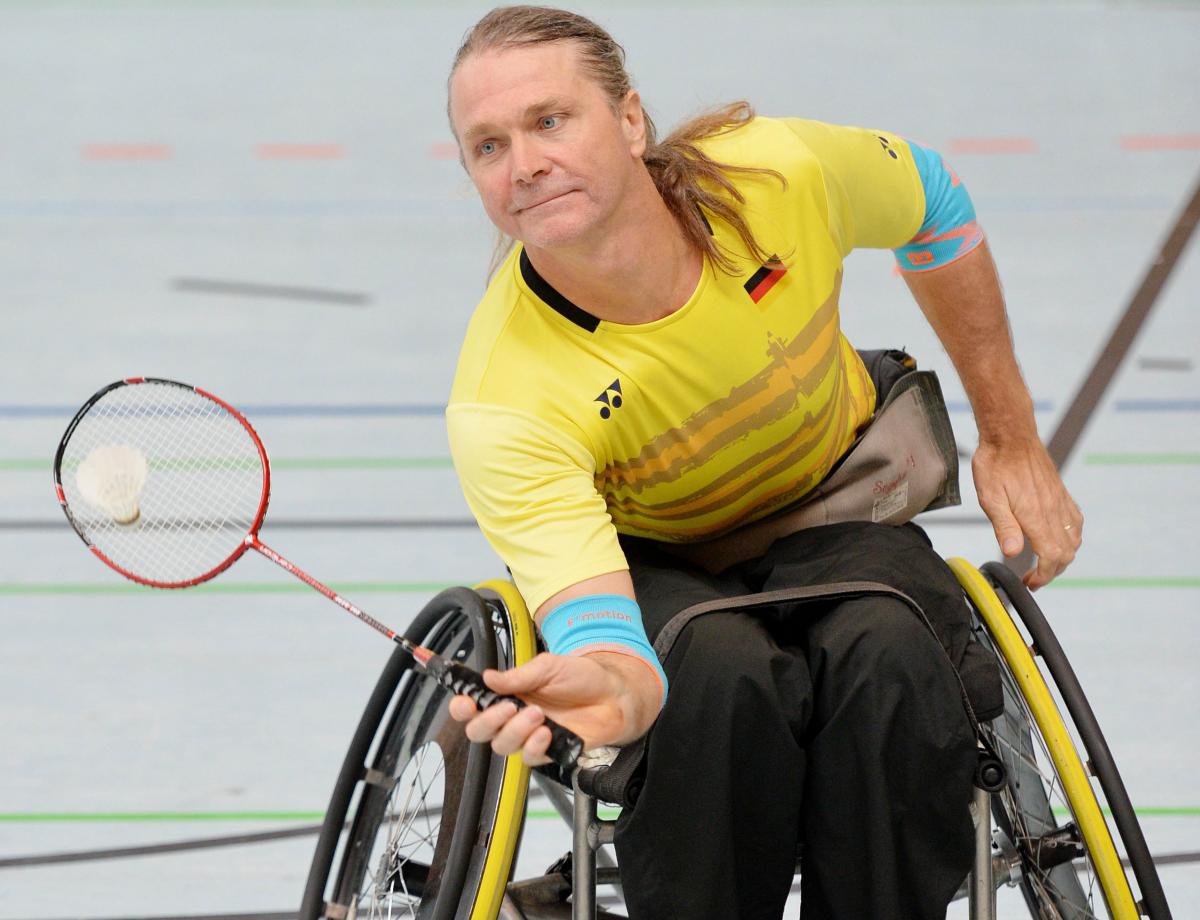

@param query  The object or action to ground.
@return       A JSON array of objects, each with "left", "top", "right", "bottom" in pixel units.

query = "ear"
[{"left": 621, "top": 89, "right": 647, "bottom": 159}]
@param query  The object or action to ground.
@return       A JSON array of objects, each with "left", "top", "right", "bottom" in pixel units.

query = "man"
[{"left": 443, "top": 6, "right": 1082, "bottom": 918}]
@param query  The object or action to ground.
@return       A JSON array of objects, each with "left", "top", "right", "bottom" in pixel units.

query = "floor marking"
[
  {"left": 1085, "top": 452, "right": 1200, "bottom": 465},
  {"left": 947, "top": 137, "right": 1037, "bottom": 155},
  {"left": 2, "top": 577, "right": 1196, "bottom": 595},
  {"left": 172, "top": 278, "right": 369, "bottom": 306},
  {"left": 0, "top": 790, "right": 549, "bottom": 868},
  {"left": 0, "top": 403, "right": 446, "bottom": 418},
  {"left": 0, "top": 518, "right": 477, "bottom": 531},
  {"left": 1047, "top": 577, "right": 1200, "bottom": 588},
  {"left": 1137, "top": 356, "right": 1193, "bottom": 371},
  {"left": 256, "top": 143, "right": 344, "bottom": 160},
  {"left": 1010, "top": 170, "right": 1200, "bottom": 575},
  {"left": 0, "top": 581, "right": 459, "bottom": 595},
  {"left": 1121, "top": 134, "right": 1200, "bottom": 151},
  {"left": 2, "top": 457, "right": 454, "bottom": 471},
  {"left": 83, "top": 143, "right": 172, "bottom": 161},
  {"left": 1114, "top": 398, "right": 1200, "bottom": 411}
]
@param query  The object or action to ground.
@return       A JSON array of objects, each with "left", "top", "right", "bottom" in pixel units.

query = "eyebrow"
[{"left": 460, "top": 96, "right": 573, "bottom": 143}]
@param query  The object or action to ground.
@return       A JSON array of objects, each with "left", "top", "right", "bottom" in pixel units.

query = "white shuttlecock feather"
[{"left": 75, "top": 444, "right": 148, "bottom": 525}]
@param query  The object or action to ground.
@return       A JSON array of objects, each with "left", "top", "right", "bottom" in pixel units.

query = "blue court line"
[
  {"left": 946, "top": 400, "right": 1054, "bottom": 413},
  {"left": 1114, "top": 399, "right": 1200, "bottom": 412}
]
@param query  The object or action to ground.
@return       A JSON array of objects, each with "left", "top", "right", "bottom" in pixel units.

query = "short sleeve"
[
  {"left": 447, "top": 403, "right": 630, "bottom": 613},
  {"left": 781, "top": 118, "right": 927, "bottom": 257}
]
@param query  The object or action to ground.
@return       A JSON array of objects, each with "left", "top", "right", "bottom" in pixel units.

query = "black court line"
[
  {"left": 0, "top": 518, "right": 479, "bottom": 532},
  {"left": 172, "top": 278, "right": 369, "bottom": 306},
  {"left": 1, "top": 517, "right": 992, "bottom": 532},
  {"left": 1012, "top": 170, "right": 1200, "bottom": 575},
  {"left": 1138, "top": 357, "right": 1193, "bottom": 371},
  {"left": 0, "top": 789, "right": 548, "bottom": 870}
]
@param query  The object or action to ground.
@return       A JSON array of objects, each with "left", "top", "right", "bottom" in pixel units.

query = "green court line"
[
  {"left": 1052, "top": 806, "right": 1200, "bottom": 819},
  {"left": 0, "top": 811, "right": 325, "bottom": 822},
  {"left": 1048, "top": 577, "right": 1200, "bottom": 589},
  {"left": 1, "top": 457, "right": 453, "bottom": 472},
  {"left": 1085, "top": 452, "right": 1200, "bottom": 465},
  {"left": 4, "top": 577, "right": 1197, "bottom": 596},
  {"left": 0, "top": 581, "right": 457, "bottom": 595}
]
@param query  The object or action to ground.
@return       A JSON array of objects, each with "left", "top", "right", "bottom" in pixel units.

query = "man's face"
[{"left": 449, "top": 41, "right": 645, "bottom": 251}]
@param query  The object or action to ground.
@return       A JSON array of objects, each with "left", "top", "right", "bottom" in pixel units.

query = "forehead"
[{"left": 450, "top": 42, "right": 600, "bottom": 136}]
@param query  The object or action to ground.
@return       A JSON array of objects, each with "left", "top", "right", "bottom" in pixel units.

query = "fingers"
[
  {"left": 982, "top": 495, "right": 1025, "bottom": 558},
  {"left": 446, "top": 694, "right": 552, "bottom": 766},
  {"left": 1024, "top": 504, "right": 1083, "bottom": 590},
  {"left": 481, "top": 653, "right": 558, "bottom": 695}
]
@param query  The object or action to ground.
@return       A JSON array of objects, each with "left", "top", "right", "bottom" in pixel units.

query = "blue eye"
[
  {"left": 479, "top": 141, "right": 496, "bottom": 156},
  {"left": 541, "top": 115, "right": 559, "bottom": 130}
]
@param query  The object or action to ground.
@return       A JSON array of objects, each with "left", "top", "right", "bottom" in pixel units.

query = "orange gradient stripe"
[
  {"left": 257, "top": 143, "right": 345, "bottom": 160},
  {"left": 1120, "top": 134, "right": 1200, "bottom": 151},
  {"left": 947, "top": 137, "right": 1037, "bottom": 155}
]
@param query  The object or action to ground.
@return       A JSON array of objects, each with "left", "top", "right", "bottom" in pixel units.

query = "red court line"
[
  {"left": 257, "top": 144, "right": 344, "bottom": 160},
  {"left": 947, "top": 137, "right": 1037, "bottom": 155},
  {"left": 1121, "top": 134, "right": 1200, "bottom": 151},
  {"left": 429, "top": 142, "right": 459, "bottom": 160},
  {"left": 83, "top": 144, "right": 172, "bottom": 161}
]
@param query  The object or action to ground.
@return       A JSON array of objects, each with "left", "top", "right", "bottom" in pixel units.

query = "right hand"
[{"left": 447, "top": 650, "right": 661, "bottom": 766}]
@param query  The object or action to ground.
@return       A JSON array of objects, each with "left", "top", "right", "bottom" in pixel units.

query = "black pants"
[{"left": 613, "top": 522, "right": 978, "bottom": 920}]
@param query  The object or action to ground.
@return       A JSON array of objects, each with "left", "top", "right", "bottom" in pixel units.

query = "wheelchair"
[{"left": 297, "top": 560, "right": 1172, "bottom": 920}]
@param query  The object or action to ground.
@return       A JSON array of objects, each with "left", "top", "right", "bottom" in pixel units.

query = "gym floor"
[{"left": 1, "top": 1, "right": 1196, "bottom": 917}]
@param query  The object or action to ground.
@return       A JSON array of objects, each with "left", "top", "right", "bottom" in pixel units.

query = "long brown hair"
[{"left": 448, "top": 6, "right": 786, "bottom": 277}]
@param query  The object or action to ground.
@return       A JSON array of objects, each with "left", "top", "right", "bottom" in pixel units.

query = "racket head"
[{"left": 54, "top": 377, "right": 271, "bottom": 588}]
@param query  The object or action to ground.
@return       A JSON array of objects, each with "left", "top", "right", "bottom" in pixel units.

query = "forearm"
[{"left": 901, "top": 240, "right": 1038, "bottom": 444}]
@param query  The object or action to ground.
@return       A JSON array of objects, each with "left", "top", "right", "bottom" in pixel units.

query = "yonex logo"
[
  {"left": 877, "top": 136, "right": 899, "bottom": 160},
  {"left": 595, "top": 379, "right": 623, "bottom": 419}
]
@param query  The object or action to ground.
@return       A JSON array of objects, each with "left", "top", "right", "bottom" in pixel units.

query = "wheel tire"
[{"left": 300, "top": 588, "right": 505, "bottom": 920}]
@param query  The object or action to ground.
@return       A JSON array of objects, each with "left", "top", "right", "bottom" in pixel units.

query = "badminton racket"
[{"left": 53, "top": 377, "right": 584, "bottom": 771}]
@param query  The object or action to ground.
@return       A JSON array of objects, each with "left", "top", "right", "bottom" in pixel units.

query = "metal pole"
[
  {"left": 969, "top": 784, "right": 996, "bottom": 920},
  {"left": 572, "top": 771, "right": 597, "bottom": 920}
]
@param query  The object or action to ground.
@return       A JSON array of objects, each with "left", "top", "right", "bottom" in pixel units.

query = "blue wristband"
[{"left": 541, "top": 594, "right": 668, "bottom": 704}]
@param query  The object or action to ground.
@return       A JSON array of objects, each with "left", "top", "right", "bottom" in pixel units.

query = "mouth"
[{"left": 515, "top": 190, "right": 575, "bottom": 213}]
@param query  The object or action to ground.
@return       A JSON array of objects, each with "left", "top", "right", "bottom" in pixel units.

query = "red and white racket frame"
[{"left": 54, "top": 376, "right": 273, "bottom": 590}]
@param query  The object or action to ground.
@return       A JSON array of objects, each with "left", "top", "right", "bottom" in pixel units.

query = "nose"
[{"left": 509, "top": 134, "right": 551, "bottom": 185}]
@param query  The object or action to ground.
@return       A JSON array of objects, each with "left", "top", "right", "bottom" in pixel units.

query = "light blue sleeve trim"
[
  {"left": 893, "top": 139, "right": 984, "bottom": 272},
  {"left": 541, "top": 594, "right": 668, "bottom": 705}
]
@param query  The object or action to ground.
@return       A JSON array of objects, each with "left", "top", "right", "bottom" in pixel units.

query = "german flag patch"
[{"left": 744, "top": 256, "right": 787, "bottom": 304}]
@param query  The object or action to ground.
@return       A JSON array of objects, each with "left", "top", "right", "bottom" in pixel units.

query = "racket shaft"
[
  {"left": 425, "top": 657, "right": 583, "bottom": 771},
  {"left": 251, "top": 538, "right": 397, "bottom": 640}
]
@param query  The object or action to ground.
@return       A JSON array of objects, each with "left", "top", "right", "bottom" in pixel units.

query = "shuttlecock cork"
[{"left": 75, "top": 444, "right": 148, "bottom": 525}]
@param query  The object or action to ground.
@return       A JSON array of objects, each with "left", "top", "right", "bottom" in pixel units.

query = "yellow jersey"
[{"left": 448, "top": 116, "right": 930, "bottom": 612}]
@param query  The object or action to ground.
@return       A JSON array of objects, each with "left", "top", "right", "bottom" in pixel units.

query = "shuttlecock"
[{"left": 75, "top": 444, "right": 148, "bottom": 525}]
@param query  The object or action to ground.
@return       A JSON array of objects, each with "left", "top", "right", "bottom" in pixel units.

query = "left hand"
[{"left": 972, "top": 436, "right": 1083, "bottom": 589}]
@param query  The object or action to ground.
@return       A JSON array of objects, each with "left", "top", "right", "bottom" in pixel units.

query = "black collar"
[
  {"left": 517, "top": 208, "right": 714, "bottom": 334},
  {"left": 519, "top": 249, "right": 600, "bottom": 333}
]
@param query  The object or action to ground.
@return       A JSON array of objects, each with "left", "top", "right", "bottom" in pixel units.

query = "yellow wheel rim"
[{"left": 948, "top": 557, "right": 1137, "bottom": 918}]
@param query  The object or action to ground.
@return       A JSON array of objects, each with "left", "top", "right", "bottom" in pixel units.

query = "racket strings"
[{"left": 59, "top": 382, "right": 266, "bottom": 586}]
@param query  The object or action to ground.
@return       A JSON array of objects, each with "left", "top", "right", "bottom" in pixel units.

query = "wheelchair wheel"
[
  {"left": 949, "top": 559, "right": 1165, "bottom": 920},
  {"left": 299, "top": 584, "right": 537, "bottom": 920}
]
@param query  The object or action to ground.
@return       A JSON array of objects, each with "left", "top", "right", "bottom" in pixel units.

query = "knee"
[
  {"left": 817, "top": 597, "right": 951, "bottom": 691},
  {"left": 666, "top": 612, "right": 811, "bottom": 726}
]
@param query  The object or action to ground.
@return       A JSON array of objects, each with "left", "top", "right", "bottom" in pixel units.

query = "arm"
[
  {"left": 448, "top": 572, "right": 664, "bottom": 766},
  {"left": 901, "top": 240, "right": 1083, "bottom": 588}
]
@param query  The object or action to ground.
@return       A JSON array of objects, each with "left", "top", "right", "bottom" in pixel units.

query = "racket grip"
[{"left": 426, "top": 658, "right": 584, "bottom": 772}]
